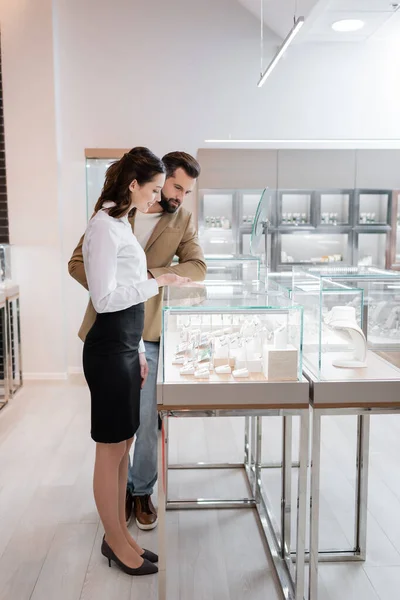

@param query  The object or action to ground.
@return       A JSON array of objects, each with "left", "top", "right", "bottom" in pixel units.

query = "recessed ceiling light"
[{"left": 332, "top": 19, "right": 365, "bottom": 32}]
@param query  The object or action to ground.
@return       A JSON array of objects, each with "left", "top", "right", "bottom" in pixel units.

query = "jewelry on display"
[
  {"left": 180, "top": 364, "right": 195, "bottom": 375},
  {"left": 232, "top": 368, "right": 249, "bottom": 378},
  {"left": 194, "top": 368, "right": 210, "bottom": 378},
  {"left": 215, "top": 364, "right": 231, "bottom": 374}
]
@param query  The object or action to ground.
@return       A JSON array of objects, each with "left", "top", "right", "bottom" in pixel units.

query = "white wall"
[
  {"left": 0, "top": 0, "right": 66, "bottom": 377},
  {"left": 1, "top": 0, "right": 400, "bottom": 375}
]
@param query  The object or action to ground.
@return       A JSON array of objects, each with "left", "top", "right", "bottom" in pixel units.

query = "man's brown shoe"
[
  {"left": 133, "top": 494, "right": 158, "bottom": 530},
  {"left": 125, "top": 490, "right": 134, "bottom": 525}
]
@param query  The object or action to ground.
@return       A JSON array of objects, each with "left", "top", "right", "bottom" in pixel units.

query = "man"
[{"left": 68, "top": 151, "right": 206, "bottom": 530}]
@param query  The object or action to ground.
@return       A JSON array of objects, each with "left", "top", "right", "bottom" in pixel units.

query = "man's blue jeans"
[{"left": 127, "top": 341, "right": 159, "bottom": 496}]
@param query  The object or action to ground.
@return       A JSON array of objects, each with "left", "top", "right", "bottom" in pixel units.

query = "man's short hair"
[{"left": 162, "top": 151, "right": 201, "bottom": 180}]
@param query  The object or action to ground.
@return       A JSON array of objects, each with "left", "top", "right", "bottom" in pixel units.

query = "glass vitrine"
[
  {"left": 292, "top": 271, "right": 364, "bottom": 379},
  {"left": 294, "top": 265, "right": 400, "bottom": 352},
  {"left": 161, "top": 281, "right": 303, "bottom": 393},
  {"left": 86, "top": 158, "right": 114, "bottom": 218}
]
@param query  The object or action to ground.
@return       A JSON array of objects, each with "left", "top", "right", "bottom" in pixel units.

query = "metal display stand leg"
[
  {"left": 158, "top": 415, "right": 168, "bottom": 600},
  {"left": 158, "top": 408, "right": 309, "bottom": 600},
  {"left": 355, "top": 414, "right": 370, "bottom": 559},
  {"left": 308, "top": 409, "right": 371, "bottom": 600}
]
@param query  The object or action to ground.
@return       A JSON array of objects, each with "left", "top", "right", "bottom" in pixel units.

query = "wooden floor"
[{"left": 0, "top": 380, "right": 400, "bottom": 599}]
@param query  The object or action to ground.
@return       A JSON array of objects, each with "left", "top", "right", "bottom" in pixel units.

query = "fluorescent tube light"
[{"left": 257, "top": 17, "right": 304, "bottom": 88}]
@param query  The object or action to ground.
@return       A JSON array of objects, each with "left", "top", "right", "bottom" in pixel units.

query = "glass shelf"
[{"left": 280, "top": 233, "right": 349, "bottom": 266}]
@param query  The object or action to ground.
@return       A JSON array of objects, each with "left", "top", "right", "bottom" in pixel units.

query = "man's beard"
[{"left": 159, "top": 191, "right": 181, "bottom": 214}]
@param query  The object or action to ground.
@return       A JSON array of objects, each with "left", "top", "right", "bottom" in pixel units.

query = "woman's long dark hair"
[{"left": 94, "top": 147, "right": 165, "bottom": 219}]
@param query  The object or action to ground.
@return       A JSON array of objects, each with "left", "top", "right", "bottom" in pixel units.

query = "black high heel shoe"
[
  {"left": 141, "top": 548, "right": 158, "bottom": 563},
  {"left": 101, "top": 537, "right": 158, "bottom": 576},
  {"left": 102, "top": 535, "right": 158, "bottom": 564}
]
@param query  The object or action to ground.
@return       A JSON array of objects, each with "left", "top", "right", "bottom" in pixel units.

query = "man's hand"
[{"left": 139, "top": 352, "right": 149, "bottom": 389}]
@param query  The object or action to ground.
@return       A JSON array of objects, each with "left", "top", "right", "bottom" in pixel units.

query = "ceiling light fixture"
[
  {"left": 257, "top": 0, "right": 304, "bottom": 88},
  {"left": 331, "top": 19, "right": 365, "bottom": 32}
]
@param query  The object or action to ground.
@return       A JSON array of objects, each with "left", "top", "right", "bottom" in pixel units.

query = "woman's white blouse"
[{"left": 82, "top": 205, "right": 159, "bottom": 353}]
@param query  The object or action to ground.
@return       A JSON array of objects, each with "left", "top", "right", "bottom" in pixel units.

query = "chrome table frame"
[
  {"left": 0, "top": 296, "right": 10, "bottom": 410},
  {"left": 5, "top": 289, "right": 22, "bottom": 396},
  {"left": 304, "top": 360, "right": 400, "bottom": 600},
  {"left": 157, "top": 406, "right": 310, "bottom": 600}
]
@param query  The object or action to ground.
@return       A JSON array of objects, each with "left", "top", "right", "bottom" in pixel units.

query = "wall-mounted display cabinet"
[
  {"left": 198, "top": 189, "right": 266, "bottom": 256},
  {"left": 198, "top": 186, "right": 395, "bottom": 271}
]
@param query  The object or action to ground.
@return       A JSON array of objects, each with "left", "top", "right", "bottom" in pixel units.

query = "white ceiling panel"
[
  {"left": 306, "top": 9, "right": 396, "bottom": 41},
  {"left": 235, "top": 0, "right": 400, "bottom": 42},
  {"left": 330, "top": 0, "right": 397, "bottom": 11},
  {"left": 236, "top": 0, "right": 321, "bottom": 38}
]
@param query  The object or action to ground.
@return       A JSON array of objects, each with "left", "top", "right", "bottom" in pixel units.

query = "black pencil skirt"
[{"left": 83, "top": 303, "right": 145, "bottom": 444}]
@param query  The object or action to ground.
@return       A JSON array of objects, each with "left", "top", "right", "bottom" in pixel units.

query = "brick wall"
[{"left": 0, "top": 32, "right": 9, "bottom": 244}]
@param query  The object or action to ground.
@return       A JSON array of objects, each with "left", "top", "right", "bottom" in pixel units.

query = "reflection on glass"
[
  {"left": 320, "top": 193, "right": 350, "bottom": 225},
  {"left": 204, "top": 258, "right": 260, "bottom": 282},
  {"left": 242, "top": 194, "right": 262, "bottom": 228},
  {"left": 86, "top": 158, "right": 115, "bottom": 219},
  {"left": 281, "top": 234, "right": 348, "bottom": 265},
  {"left": 358, "top": 193, "right": 388, "bottom": 225},
  {"left": 281, "top": 193, "right": 311, "bottom": 225},
  {"left": 358, "top": 234, "right": 387, "bottom": 268}
]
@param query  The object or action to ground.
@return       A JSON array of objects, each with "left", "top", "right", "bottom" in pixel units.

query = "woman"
[{"left": 82, "top": 147, "right": 190, "bottom": 576}]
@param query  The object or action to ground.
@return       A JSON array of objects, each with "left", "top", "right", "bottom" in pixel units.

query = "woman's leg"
[
  {"left": 94, "top": 440, "right": 143, "bottom": 567},
  {"left": 118, "top": 437, "right": 146, "bottom": 555}
]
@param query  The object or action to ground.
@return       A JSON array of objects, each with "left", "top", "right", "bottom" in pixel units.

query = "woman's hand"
[
  {"left": 139, "top": 352, "right": 149, "bottom": 389},
  {"left": 156, "top": 273, "right": 192, "bottom": 287}
]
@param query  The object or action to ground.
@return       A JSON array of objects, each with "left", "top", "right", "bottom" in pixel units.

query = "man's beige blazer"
[{"left": 68, "top": 207, "right": 206, "bottom": 342}]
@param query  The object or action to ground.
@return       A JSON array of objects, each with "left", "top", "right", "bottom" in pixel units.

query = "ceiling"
[{"left": 237, "top": 0, "right": 400, "bottom": 43}]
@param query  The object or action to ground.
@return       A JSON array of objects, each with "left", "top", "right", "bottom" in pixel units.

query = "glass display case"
[
  {"left": 204, "top": 257, "right": 260, "bottom": 282},
  {"left": 198, "top": 190, "right": 237, "bottom": 256},
  {"left": 0, "top": 244, "right": 11, "bottom": 282},
  {"left": 198, "top": 189, "right": 267, "bottom": 257},
  {"left": 387, "top": 191, "right": 400, "bottom": 270},
  {"left": 291, "top": 271, "right": 364, "bottom": 378},
  {"left": 86, "top": 158, "right": 114, "bottom": 218},
  {"left": 161, "top": 281, "right": 303, "bottom": 392},
  {"left": 294, "top": 265, "right": 400, "bottom": 352},
  {"left": 248, "top": 187, "right": 393, "bottom": 270}
]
